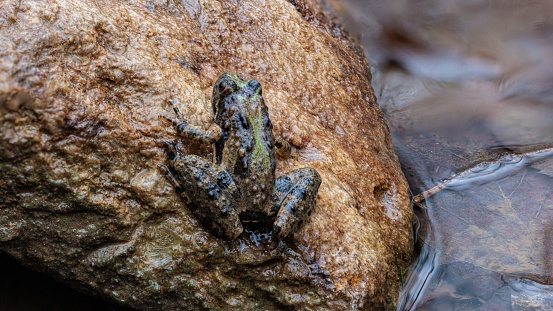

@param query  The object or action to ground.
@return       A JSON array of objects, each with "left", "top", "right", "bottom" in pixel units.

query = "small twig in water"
[{"left": 413, "top": 183, "right": 447, "bottom": 209}]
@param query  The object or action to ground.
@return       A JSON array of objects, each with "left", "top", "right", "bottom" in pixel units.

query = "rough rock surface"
[{"left": 0, "top": 0, "right": 413, "bottom": 310}]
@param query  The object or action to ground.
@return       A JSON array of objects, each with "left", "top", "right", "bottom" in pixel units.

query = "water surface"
[{"left": 337, "top": 0, "right": 553, "bottom": 309}]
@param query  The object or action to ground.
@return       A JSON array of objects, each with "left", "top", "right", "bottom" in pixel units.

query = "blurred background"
[{"left": 335, "top": 0, "right": 553, "bottom": 310}]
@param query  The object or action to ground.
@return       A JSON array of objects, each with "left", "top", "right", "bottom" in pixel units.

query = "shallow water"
[{"left": 337, "top": 0, "right": 553, "bottom": 310}]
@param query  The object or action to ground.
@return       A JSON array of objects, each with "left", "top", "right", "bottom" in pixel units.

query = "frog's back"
[{"left": 212, "top": 73, "right": 277, "bottom": 217}]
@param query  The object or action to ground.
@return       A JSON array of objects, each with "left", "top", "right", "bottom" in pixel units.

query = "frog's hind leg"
[
  {"left": 272, "top": 167, "right": 322, "bottom": 238},
  {"left": 172, "top": 155, "right": 243, "bottom": 240}
]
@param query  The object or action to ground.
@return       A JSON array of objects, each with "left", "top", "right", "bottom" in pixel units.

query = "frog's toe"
[{"left": 273, "top": 167, "right": 321, "bottom": 238}]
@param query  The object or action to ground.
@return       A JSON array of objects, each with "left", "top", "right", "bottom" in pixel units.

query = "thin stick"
[{"left": 413, "top": 183, "right": 447, "bottom": 206}]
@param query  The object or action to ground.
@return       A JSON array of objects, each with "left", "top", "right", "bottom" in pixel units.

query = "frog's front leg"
[
  {"left": 161, "top": 100, "right": 221, "bottom": 144},
  {"left": 271, "top": 167, "right": 322, "bottom": 238},
  {"left": 165, "top": 150, "right": 244, "bottom": 240}
]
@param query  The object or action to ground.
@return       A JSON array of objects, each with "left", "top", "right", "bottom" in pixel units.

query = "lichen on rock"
[{"left": 0, "top": 0, "right": 413, "bottom": 309}]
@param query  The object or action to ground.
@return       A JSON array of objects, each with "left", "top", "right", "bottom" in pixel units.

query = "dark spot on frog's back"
[
  {"left": 237, "top": 110, "right": 249, "bottom": 128},
  {"left": 233, "top": 156, "right": 249, "bottom": 176},
  {"left": 240, "top": 133, "right": 253, "bottom": 150}
]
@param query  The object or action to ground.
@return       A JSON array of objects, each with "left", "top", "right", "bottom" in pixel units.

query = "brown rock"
[{"left": 0, "top": 0, "right": 413, "bottom": 310}]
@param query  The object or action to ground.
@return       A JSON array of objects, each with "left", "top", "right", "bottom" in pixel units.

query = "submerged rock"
[{"left": 0, "top": 0, "right": 413, "bottom": 309}]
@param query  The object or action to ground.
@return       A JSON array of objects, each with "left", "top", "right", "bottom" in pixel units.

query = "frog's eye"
[
  {"left": 247, "top": 79, "right": 262, "bottom": 95},
  {"left": 218, "top": 80, "right": 236, "bottom": 96}
]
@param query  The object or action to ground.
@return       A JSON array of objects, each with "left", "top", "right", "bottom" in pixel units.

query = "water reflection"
[
  {"left": 397, "top": 245, "right": 440, "bottom": 311},
  {"left": 404, "top": 150, "right": 553, "bottom": 310},
  {"left": 337, "top": 0, "right": 553, "bottom": 310}
]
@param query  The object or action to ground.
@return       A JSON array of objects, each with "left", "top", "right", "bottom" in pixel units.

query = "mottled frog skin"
[{"left": 160, "top": 73, "right": 321, "bottom": 240}]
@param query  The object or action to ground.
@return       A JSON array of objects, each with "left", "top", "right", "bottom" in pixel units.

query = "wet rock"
[{"left": 0, "top": 0, "right": 413, "bottom": 310}]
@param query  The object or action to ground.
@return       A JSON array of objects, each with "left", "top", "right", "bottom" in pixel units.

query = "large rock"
[{"left": 0, "top": 0, "right": 413, "bottom": 309}]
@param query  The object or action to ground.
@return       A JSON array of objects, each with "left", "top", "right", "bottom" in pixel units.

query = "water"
[
  {"left": 402, "top": 149, "right": 553, "bottom": 310},
  {"left": 336, "top": 0, "right": 553, "bottom": 310}
]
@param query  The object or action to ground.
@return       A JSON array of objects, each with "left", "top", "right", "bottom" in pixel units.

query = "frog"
[{"left": 159, "top": 72, "right": 322, "bottom": 240}]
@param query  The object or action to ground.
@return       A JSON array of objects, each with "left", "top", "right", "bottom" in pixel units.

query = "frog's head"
[{"left": 212, "top": 72, "right": 263, "bottom": 114}]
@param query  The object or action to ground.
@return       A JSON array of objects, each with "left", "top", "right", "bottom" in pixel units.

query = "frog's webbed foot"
[
  {"left": 272, "top": 167, "right": 322, "bottom": 238},
  {"left": 159, "top": 100, "right": 187, "bottom": 128},
  {"left": 159, "top": 100, "right": 221, "bottom": 145},
  {"left": 171, "top": 155, "right": 243, "bottom": 240}
]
